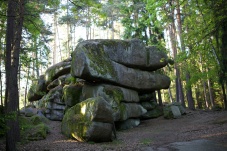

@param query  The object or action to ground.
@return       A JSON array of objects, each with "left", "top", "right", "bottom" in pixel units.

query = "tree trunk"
[
  {"left": 153, "top": 91, "right": 157, "bottom": 103},
  {"left": 221, "top": 19, "right": 227, "bottom": 110},
  {"left": 203, "top": 81, "right": 210, "bottom": 109},
  {"left": 178, "top": 78, "right": 185, "bottom": 107},
  {"left": 67, "top": 0, "right": 70, "bottom": 55},
  {"left": 225, "top": 82, "right": 227, "bottom": 110},
  {"left": 157, "top": 90, "right": 162, "bottom": 106},
  {"left": 35, "top": 41, "right": 39, "bottom": 77},
  {"left": 24, "top": 68, "right": 30, "bottom": 108},
  {"left": 111, "top": 13, "right": 114, "bottom": 39},
  {"left": 195, "top": 85, "right": 202, "bottom": 109},
  {"left": 168, "top": 1, "right": 185, "bottom": 106},
  {"left": 207, "top": 78, "right": 215, "bottom": 108},
  {"left": 53, "top": 12, "right": 57, "bottom": 64},
  {"left": 0, "top": 47, "right": 2, "bottom": 106},
  {"left": 5, "top": 0, "right": 25, "bottom": 150},
  {"left": 86, "top": 7, "right": 90, "bottom": 40},
  {"left": 176, "top": 0, "right": 194, "bottom": 109},
  {"left": 0, "top": 70, "right": 2, "bottom": 106},
  {"left": 169, "top": 25, "right": 184, "bottom": 105},
  {"left": 186, "top": 73, "right": 195, "bottom": 110},
  {"left": 168, "top": 88, "right": 174, "bottom": 102},
  {"left": 222, "top": 83, "right": 227, "bottom": 110}
]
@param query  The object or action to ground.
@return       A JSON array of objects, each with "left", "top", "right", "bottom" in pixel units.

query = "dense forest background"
[
  {"left": 0, "top": 0, "right": 226, "bottom": 150},
  {"left": 1, "top": 0, "right": 227, "bottom": 108}
]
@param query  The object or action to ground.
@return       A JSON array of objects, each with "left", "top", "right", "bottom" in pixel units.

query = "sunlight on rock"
[{"left": 81, "top": 104, "right": 86, "bottom": 115}]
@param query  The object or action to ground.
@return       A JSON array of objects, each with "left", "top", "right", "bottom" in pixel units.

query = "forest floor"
[{"left": 1, "top": 109, "right": 227, "bottom": 151}]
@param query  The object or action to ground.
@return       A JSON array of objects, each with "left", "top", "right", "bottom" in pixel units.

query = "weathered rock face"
[
  {"left": 82, "top": 83, "right": 140, "bottom": 103},
  {"left": 28, "top": 58, "right": 77, "bottom": 121},
  {"left": 61, "top": 97, "right": 114, "bottom": 142},
  {"left": 73, "top": 39, "right": 168, "bottom": 70},
  {"left": 39, "top": 86, "right": 65, "bottom": 121},
  {"left": 71, "top": 39, "right": 170, "bottom": 92},
  {"left": 28, "top": 75, "right": 47, "bottom": 102},
  {"left": 81, "top": 83, "right": 146, "bottom": 121},
  {"left": 163, "top": 103, "right": 186, "bottom": 119},
  {"left": 45, "top": 58, "right": 71, "bottom": 85},
  {"left": 115, "top": 119, "right": 140, "bottom": 130},
  {"left": 28, "top": 39, "right": 172, "bottom": 143},
  {"left": 63, "top": 84, "right": 83, "bottom": 107}
]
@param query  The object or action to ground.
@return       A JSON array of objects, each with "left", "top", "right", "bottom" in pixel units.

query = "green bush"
[
  {"left": 0, "top": 107, "right": 17, "bottom": 137},
  {"left": 19, "top": 115, "right": 49, "bottom": 141}
]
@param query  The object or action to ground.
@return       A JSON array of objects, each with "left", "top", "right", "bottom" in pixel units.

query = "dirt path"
[{"left": 1, "top": 110, "right": 227, "bottom": 151}]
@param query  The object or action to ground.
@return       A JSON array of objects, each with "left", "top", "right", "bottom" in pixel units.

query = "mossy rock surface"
[
  {"left": 41, "top": 85, "right": 64, "bottom": 106},
  {"left": 61, "top": 97, "right": 114, "bottom": 142},
  {"left": 139, "top": 92, "right": 156, "bottom": 102},
  {"left": 73, "top": 39, "right": 168, "bottom": 70},
  {"left": 82, "top": 83, "right": 142, "bottom": 121},
  {"left": 119, "top": 103, "right": 147, "bottom": 121},
  {"left": 140, "top": 101, "right": 158, "bottom": 111},
  {"left": 30, "top": 115, "right": 49, "bottom": 125},
  {"left": 82, "top": 83, "right": 139, "bottom": 104},
  {"left": 163, "top": 104, "right": 182, "bottom": 119},
  {"left": 171, "top": 102, "right": 186, "bottom": 114},
  {"left": 63, "top": 83, "right": 83, "bottom": 107},
  {"left": 71, "top": 39, "right": 171, "bottom": 92},
  {"left": 45, "top": 58, "right": 71, "bottom": 85},
  {"left": 25, "top": 123, "right": 49, "bottom": 141},
  {"left": 141, "top": 106, "right": 163, "bottom": 119}
]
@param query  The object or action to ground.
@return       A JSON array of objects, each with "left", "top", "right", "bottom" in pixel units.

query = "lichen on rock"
[{"left": 61, "top": 97, "right": 114, "bottom": 142}]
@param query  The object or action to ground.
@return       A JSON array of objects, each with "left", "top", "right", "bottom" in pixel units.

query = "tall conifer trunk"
[
  {"left": 168, "top": 15, "right": 185, "bottom": 106},
  {"left": 5, "top": 0, "right": 25, "bottom": 150},
  {"left": 176, "top": 0, "right": 194, "bottom": 109}
]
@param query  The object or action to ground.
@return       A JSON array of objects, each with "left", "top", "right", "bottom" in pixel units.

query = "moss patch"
[
  {"left": 119, "top": 103, "right": 127, "bottom": 121},
  {"left": 104, "top": 87, "right": 124, "bottom": 104},
  {"left": 63, "top": 84, "right": 83, "bottom": 107},
  {"left": 19, "top": 115, "right": 49, "bottom": 141},
  {"left": 85, "top": 44, "right": 116, "bottom": 77}
]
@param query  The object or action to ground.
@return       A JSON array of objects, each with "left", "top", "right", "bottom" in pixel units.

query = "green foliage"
[
  {"left": 19, "top": 115, "right": 49, "bottom": 141},
  {"left": 0, "top": 109, "right": 17, "bottom": 137}
]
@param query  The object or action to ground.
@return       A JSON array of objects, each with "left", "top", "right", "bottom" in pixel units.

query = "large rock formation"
[
  {"left": 71, "top": 39, "right": 170, "bottom": 92},
  {"left": 28, "top": 39, "right": 171, "bottom": 142}
]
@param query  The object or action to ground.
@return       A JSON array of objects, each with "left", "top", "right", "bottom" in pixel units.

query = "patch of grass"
[
  {"left": 101, "top": 139, "right": 124, "bottom": 150},
  {"left": 87, "top": 141, "right": 95, "bottom": 144},
  {"left": 139, "top": 138, "right": 153, "bottom": 145}
]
